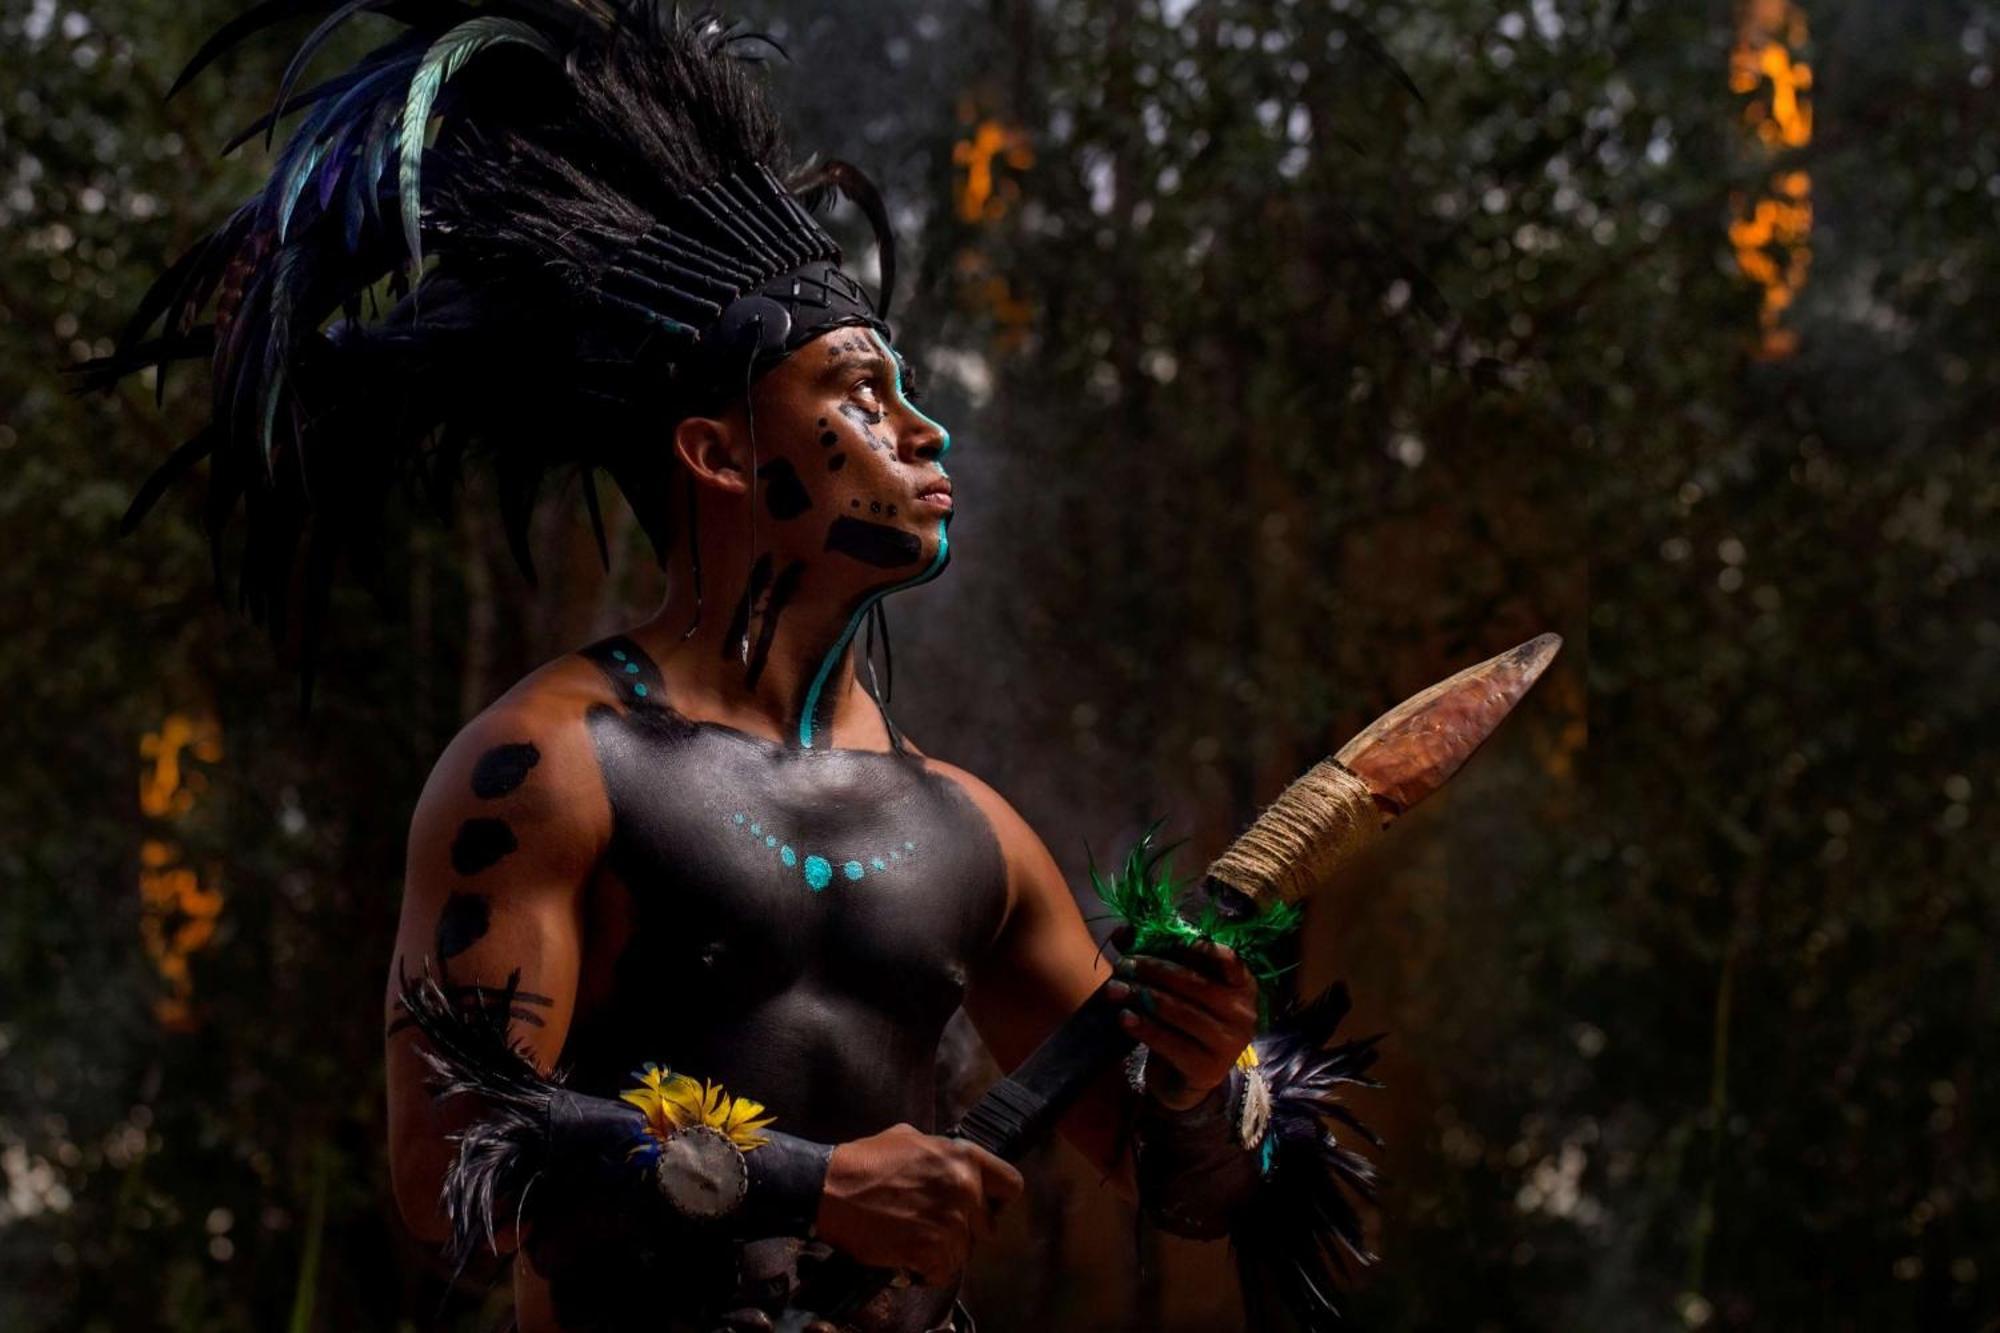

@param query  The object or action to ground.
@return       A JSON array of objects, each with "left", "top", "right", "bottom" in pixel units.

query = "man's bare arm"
[{"left": 383, "top": 673, "right": 612, "bottom": 1245}]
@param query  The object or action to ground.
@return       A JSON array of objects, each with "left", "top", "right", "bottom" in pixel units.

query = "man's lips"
[{"left": 913, "top": 478, "right": 954, "bottom": 513}]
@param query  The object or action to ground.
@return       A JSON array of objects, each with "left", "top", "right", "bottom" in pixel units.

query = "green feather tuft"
[
  {"left": 398, "top": 18, "right": 560, "bottom": 274},
  {"left": 1091, "top": 823, "right": 1301, "bottom": 1001}
]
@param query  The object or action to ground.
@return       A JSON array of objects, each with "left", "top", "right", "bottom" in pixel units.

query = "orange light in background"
[
  {"left": 139, "top": 713, "right": 224, "bottom": 1031},
  {"left": 952, "top": 108, "right": 1037, "bottom": 347},
  {"left": 1729, "top": 0, "right": 1813, "bottom": 360},
  {"left": 954, "top": 249, "right": 1034, "bottom": 351},
  {"left": 952, "top": 117, "right": 1034, "bottom": 224}
]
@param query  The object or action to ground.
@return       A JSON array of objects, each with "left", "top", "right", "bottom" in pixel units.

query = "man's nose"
[{"left": 899, "top": 409, "right": 947, "bottom": 463}]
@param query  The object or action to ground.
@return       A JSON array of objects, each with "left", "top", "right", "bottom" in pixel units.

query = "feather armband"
[
  {"left": 393, "top": 971, "right": 830, "bottom": 1269},
  {"left": 1127, "top": 981, "right": 1383, "bottom": 1330},
  {"left": 1234, "top": 984, "right": 1385, "bottom": 1331}
]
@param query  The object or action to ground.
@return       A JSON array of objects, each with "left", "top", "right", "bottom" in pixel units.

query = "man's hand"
[
  {"left": 1106, "top": 941, "right": 1260, "bottom": 1111},
  {"left": 814, "top": 1123, "right": 1025, "bottom": 1288}
]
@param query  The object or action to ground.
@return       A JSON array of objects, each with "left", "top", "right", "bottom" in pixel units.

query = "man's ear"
[{"left": 674, "top": 414, "right": 749, "bottom": 495}]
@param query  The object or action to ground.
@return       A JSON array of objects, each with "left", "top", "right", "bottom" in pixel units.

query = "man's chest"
[{"left": 580, "top": 701, "right": 1010, "bottom": 1030}]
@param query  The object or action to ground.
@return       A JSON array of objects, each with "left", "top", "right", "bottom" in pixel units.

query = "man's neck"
[{"left": 625, "top": 543, "right": 894, "bottom": 752}]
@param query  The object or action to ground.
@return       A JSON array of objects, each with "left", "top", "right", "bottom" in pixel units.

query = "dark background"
[{"left": 2, "top": 1, "right": 1994, "bottom": 1329}]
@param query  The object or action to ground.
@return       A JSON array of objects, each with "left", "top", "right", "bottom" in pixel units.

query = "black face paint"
[
  {"left": 451, "top": 818, "right": 518, "bottom": 876},
  {"left": 825, "top": 516, "right": 923, "bottom": 569},
  {"left": 568, "top": 634, "right": 1009, "bottom": 1148},
  {"left": 471, "top": 742, "right": 540, "bottom": 799},
  {"left": 435, "top": 892, "right": 490, "bottom": 960},
  {"left": 743, "top": 561, "right": 804, "bottom": 691},
  {"left": 837, "top": 402, "right": 891, "bottom": 451},
  {"left": 827, "top": 452, "right": 846, "bottom": 472},
  {"left": 721, "top": 555, "right": 775, "bottom": 664},
  {"left": 756, "top": 458, "right": 812, "bottom": 521},
  {"left": 819, "top": 430, "right": 838, "bottom": 448}
]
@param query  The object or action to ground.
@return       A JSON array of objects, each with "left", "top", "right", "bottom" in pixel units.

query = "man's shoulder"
[
  {"left": 913, "top": 753, "right": 1042, "bottom": 862},
  {"left": 412, "top": 649, "right": 619, "bottom": 837}
]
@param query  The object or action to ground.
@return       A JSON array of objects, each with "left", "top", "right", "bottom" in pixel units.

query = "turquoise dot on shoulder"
[
  {"left": 871, "top": 857, "right": 886, "bottom": 871},
  {"left": 904, "top": 841, "right": 915, "bottom": 851},
  {"left": 765, "top": 835, "right": 777, "bottom": 848},
  {"left": 843, "top": 860, "right": 865, "bottom": 881},
  {"left": 633, "top": 682, "right": 648, "bottom": 697},
  {"left": 733, "top": 813, "right": 745, "bottom": 824},
  {"left": 750, "top": 823, "right": 762, "bottom": 835},
  {"left": 780, "top": 845, "right": 796, "bottom": 867},
  {"left": 803, "top": 855, "right": 832, "bottom": 891},
  {"left": 612, "top": 649, "right": 628, "bottom": 662},
  {"left": 624, "top": 661, "right": 639, "bottom": 674}
]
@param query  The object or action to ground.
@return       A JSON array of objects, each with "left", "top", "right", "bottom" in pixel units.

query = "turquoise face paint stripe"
[{"left": 796, "top": 329, "right": 954, "bottom": 749}]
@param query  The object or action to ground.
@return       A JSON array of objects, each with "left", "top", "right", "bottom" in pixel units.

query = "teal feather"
[
  {"left": 398, "top": 17, "right": 560, "bottom": 273},
  {"left": 274, "top": 141, "right": 331, "bottom": 242},
  {"left": 359, "top": 100, "right": 398, "bottom": 233},
  {"left": 267, "top": 0, "right": 394, "bottom": 148},
  {"left": 258, "top": 246, "right": 304, "bottom": 472}
]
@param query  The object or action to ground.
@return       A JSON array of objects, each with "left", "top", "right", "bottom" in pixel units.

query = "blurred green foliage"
[{"left": 1, "top": 1, "right": 1993, "bottom": 1330}]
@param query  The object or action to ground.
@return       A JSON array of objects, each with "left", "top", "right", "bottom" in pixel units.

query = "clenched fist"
[
  {"left": 814, "top": 1123, "right": 1025, "bottom": 1288},
  {"left": 1106, "top": 940, "right": 1261, "bottom": 1111}
]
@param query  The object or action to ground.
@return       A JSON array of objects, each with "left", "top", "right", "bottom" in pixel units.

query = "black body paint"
[
  {"left": 572, "top": 637, "right": 1009, "bottom": 1149},
  {"left": 435, "top": 892, "right": 490, "bottom": 960},
  {"left": 826, "top": 451, "right": 846, "bottom": 472},
  {"left": 825, "top": 516, "right": 924, "bottom": 569},
  {"left": 451, "top": 818, "right": 518, "bottom": 876},
  {"left": 743, "top": 561, "right": 804, "bottom": 691},
  {"left": 756, "top": 458, "right": 812, "bottom": 521},
  {"left": 471, "top": 742, "right": 540, "bottom": 798},
  {"left": 722, "top": 554, "right": 775, "bottom": 662}
]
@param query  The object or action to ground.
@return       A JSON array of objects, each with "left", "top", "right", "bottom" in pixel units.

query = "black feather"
[
  {"left": 1232, "top": 982, "right": 1385, "bottom": 1332},
  {"left": 789, "top": 158, "right": 897, "bottom": 319},
  {"left": 119, "top": 427, "right": 218, "bottom": 535},
  {"left": 580, "top": 465, "right": 610, "bottom": 571},
  {"left": 394, "top": 964, "right": 566, "bottom": 1268},
  {"left": 169, "top": 0, "right": 326, "bottom": 99},
  {"left": 109, "top": 2, "right": 886, "bottom": 698}
]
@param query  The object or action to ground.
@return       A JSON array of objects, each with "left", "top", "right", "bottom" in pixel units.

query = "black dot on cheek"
[
  {"left": 827, "top": 452, "right": 846, "bottom": 472},
  {"left": 887, "top": 504, "right": 897, "bottom": 516},
  {"left": 870, "top": 500, "right": 882, "bottom": 514},
  {"left": 851, "top": 499, "right": 861, "bottom": 508},
  {"left": 817, "top": 417, "right": 828, "bottom": 428},
  {"left": 819, "top": 431, "right": 838, "bottom": 448}
]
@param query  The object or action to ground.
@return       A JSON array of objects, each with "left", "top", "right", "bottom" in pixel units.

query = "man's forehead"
[{"left": 808, "top": 325, "right": 903, "bottom": 370}]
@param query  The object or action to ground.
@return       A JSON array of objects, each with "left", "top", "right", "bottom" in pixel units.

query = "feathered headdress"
[{"left": 89, "top": 1, "right": 898, "bottom": 698}]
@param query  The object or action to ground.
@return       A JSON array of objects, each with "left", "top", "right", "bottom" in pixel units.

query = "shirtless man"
[
  {"left": 382, "top": 323, "right": 1262, "bottom": 1329},
  {"left": 101, "top": 9, "right": 1265, "bottom": 1328}
]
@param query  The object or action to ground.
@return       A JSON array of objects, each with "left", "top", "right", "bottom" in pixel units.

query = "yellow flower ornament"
[{"left": 621, "top": 1064, "right": 775, "bottom": 1154}]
